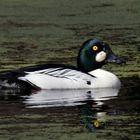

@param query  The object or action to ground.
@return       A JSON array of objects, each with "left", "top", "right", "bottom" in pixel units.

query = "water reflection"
[
  {"left": 79, "top": 99, "right": 108, "bottom": 132},
  {"left": 22, "top": 88, "right": 120, "bottom": 132},
  {"left": 0, "top": 87, "right": 120, "bottom": 132},
  {"left": 0, "top": 79, "right": 139, "bottom": 138},
  {"left": 23, "top": 88, "right": 120, "bottom": 108}
]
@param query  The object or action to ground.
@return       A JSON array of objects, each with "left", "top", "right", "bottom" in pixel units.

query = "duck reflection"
[
  {"left": 0, "top": 87, "right": 120, "bottom": 132},
  {"left": 23, "top": 88, "right": 119, "bottom": 108},
  {"left": 23, "top": 88, "right": 120, "bottom": 132},
  {"left": 79, "top": 99, "right": 108, "bottom": 132},
  {"left": 0, "top": 89, "right": 30, "bottom": 101}
]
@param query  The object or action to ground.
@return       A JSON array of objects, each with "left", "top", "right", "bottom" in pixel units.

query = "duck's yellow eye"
[{"left": 92, "top": 46, "right": 98, "bottom": 51}]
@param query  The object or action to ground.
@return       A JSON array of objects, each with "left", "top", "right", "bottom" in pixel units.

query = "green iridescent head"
[{"left": 77, "top": 38, "right": 124, "bottom": 72}]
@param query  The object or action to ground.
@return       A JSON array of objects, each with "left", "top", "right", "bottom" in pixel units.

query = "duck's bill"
[{"left": 106, "top": 53, "right": 125, "bottom": 64}]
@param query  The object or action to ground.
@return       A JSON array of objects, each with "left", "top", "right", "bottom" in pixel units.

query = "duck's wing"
[
  {"left": 18, "top": 66, "right": 95, "bottom": 89},
  {"left": 0, "top": 64, "right": 95, "bottom": 89},
  {"left": 23, "top": 66, "right": 94, "bottom": 81},
  {"left": 0, "top": 64, "right": 93, "bottom": 82}
]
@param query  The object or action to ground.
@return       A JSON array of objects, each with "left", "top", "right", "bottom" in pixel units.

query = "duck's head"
[{"left": 77, "top": 38, "right": 125, "bottom": 72}]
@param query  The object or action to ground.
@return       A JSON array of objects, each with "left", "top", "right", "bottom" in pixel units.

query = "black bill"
[{"left": 106, "top": 52, "right": 125, "bottom": 64}]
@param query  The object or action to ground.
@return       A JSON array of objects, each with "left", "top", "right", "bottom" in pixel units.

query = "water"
[
  {"left": 0, "top": 0, "right": 139, "bottom": 139},
  {"left": 0, "top": 77, "right": 139, "bottom": 140}
]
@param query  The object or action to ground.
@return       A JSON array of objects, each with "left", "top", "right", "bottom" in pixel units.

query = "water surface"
[
  {"left": 0, "top": 0, "right": 140, "bottom": 139},
  {"left": 0, "top": 77, "right": 139, "bottom": 140}
]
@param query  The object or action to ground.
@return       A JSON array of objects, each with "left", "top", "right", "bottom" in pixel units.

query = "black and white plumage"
[
  {"left": 0, "top": 64, "right": 121, "bottom": 90},
  {"left": 19, "top": 65, "right": 95, "bottom": 89},
  {"left": 0, "top": 38, "right": 124, "bottom": 90}
]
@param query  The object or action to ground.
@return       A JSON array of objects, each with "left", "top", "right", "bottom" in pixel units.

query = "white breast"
[{"left": 89, "top": 69, "right": 121, "bottom": 88}]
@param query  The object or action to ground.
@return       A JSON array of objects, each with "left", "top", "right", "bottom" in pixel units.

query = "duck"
[{"left": 0, "top": 38, "right": 124, "bottom": 90}]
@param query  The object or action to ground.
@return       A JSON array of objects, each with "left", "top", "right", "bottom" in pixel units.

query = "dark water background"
[
  {"left": 0, "top": 77, "right": 139, "bottom": 140},
  {"left": 0, "top": 0, "right": 140, "bottom": 139}
]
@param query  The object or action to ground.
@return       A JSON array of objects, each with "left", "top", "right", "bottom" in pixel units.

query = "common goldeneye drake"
[{"left": 0, "top": 38, "right": 124, "bottom": 90}]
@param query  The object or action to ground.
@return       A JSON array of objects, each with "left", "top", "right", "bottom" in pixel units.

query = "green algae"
[
  {"left": 0, "top": 0, "right": 139, "bottom": 77},
  {"left": 0, "top": 0, "right": 139, "bottom": 140}
]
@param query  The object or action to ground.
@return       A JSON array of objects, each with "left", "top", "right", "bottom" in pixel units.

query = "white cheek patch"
[{"left": 95, "top": 51, "right": 107, "bottom": 62}]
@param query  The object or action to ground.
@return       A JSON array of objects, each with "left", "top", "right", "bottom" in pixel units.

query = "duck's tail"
[{"left": 0, "top": 71, "right": 35, "bottom": 91}]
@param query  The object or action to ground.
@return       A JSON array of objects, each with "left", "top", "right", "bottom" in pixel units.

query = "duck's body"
[
  {"left": 19, "top": 67, "right": 120, "bottom": 89},
  {"left": 0, "top": 38, "right": 124, "bottom": 90},
  {"left": 0, "top": 64, "right": 120, "bottom": 90}
]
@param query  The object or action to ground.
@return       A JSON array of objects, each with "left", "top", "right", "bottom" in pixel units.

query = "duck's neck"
[
  {"left": 77, "top": 55, "right": 104, "bottom": 72},
  {"left": 77, "top": 62, "right": 103, "bottom": 72}
]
